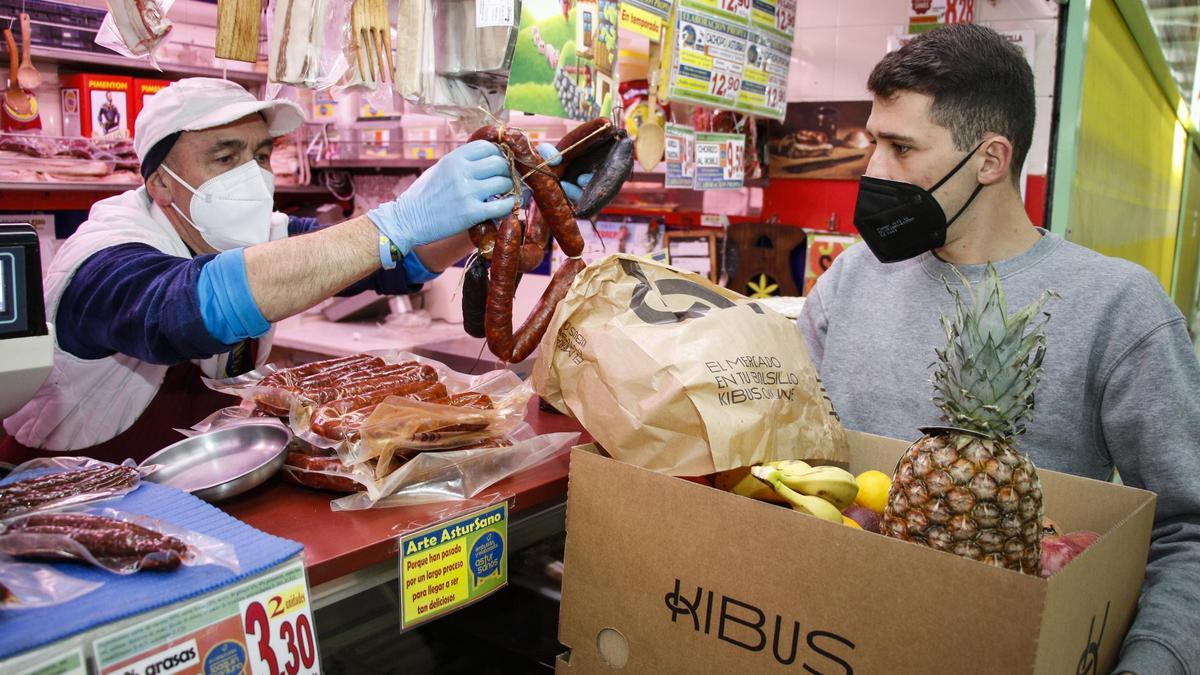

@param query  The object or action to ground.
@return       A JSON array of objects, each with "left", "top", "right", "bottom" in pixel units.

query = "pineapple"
[{"left": 881, "top": 264, "right": 1056, "bottom": 575}]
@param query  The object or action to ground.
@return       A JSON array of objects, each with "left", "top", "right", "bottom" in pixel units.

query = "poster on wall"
[
  {"left": 767, "top": 101, "right": 873, "bottom": 180},
  {"left": 504, "top": 0, "right": 618, "bottom": 120},
  {"left": 804, "top": 233, "right": 857, "bottom": 295}
]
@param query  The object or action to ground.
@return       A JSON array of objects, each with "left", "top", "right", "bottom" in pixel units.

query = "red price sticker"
[
  {"left": 709, "top": 70, "right": 741, "bottom": 99},
  {"left": 945, "top": 0, "right": 974, "bottom": 24},
  {"left": 719, "top": 0, "right": 749, "bottom": 15},
  {"left": 239, "top": 584, "right": 319, "bottom": 675}
]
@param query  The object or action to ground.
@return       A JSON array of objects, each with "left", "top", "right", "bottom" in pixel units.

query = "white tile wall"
[
  {"left": 831, "top": 24, "right": 904, "bottom": 100},
  {"left": 976, "top": 0, "right": 1060, "bottom": 22},
  {"left": 836, "top": 0, "right": 910, "bottom": 27},
  {"left": 788, "top": 28, "right": 837, "bottom": 100}
]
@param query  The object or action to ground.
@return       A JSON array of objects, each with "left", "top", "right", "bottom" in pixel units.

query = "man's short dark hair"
[{"left": 867, "top": 24, "right": 1035, "bottom": 182}]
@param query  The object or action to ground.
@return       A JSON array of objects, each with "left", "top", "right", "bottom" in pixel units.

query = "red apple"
[
  {"left": 1040, "top": 531, "right": 1101, "bottom": 578},
  {"left": 842, "top": 505, "right": 882, "bottom": 534}
]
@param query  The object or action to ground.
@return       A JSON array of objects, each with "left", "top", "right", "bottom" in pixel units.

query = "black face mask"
[{"left": 853, "top": 142, "right": 985, "bottom": 263}]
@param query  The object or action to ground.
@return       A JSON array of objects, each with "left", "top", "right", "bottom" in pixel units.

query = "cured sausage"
[
  {"left": 462, "top": 255, "right": 489, "bottom": 339},
  {"left": 431, "top": 392, "right": 493, "bottom": 409},
  {"left": 485, "top": 211, "right": 587, "bottom": 362},
  {"left": 259, "top": 354, "right": 376, "bottom": 388},
  {"left": 501, "top": 127, "right": 584, "bottom": 257},
  {"left": 574, "top": 133, "right": 635, "bottom": 219},
  {"left": 301, "top": 365, "right": 438, "bottom": 405},
  {"left": 0, "top": 466, "right": 139, "bottom": 519},
  {"left": 2, "top": 513, "right": 189, "bottom": 571}
]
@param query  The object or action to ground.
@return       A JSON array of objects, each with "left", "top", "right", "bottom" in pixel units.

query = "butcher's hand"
[
  {"left": 536, "top": 142, "right": 592, "bottom": 203},
  {"left": 367, "top": 140, "right": 516, "bottom": 255}
]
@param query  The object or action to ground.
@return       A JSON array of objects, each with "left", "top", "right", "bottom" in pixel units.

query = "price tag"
[
  {"left": 694, "top": 132, "right": 744, "bottom": 190},
  {"left": 400, "top": 503, "right": 508, "bottom": 630},
  {"left": 12, "top": 647, "right": 86, "bottom": 675},
  {"left": 669, "top": 10, "right": 749, "bottom": 109},
  {"left": 665, "top": 123, "right": 696, "bottom": 188},
  {"left": 94, "top": 559, "right": 316, "bottom": 675},
  {"left": 239, "top": 582, "right": 319, "bottom": 675},
  {"left": 476, "top": 0, "right": 515, "bottom": 27}
]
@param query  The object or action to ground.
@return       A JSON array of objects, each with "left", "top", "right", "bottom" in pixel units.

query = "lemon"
[
  {"left": 842, "top": 515, "right": 863, "bottom": 529},
  {"left": 854, "top": 470, "right": 892, "bottom": 514}
]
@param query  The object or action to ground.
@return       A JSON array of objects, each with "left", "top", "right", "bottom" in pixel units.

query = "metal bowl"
[{"left": 140, "top": 422, "right": 293, "bottom": 502}]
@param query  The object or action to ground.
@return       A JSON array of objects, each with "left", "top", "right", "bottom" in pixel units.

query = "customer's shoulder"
[{"left": 1051, "top": 237, "right": 1166, "bottom": 293}]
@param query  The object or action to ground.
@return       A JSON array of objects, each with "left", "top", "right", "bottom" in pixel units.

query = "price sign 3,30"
[{"left": 239, "top": 583, "right": 319, "bottom": 675}]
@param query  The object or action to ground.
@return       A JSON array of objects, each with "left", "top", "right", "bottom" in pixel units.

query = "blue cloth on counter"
[
  {"left": 55, "top": 216, "right": 428, "bottom": 363},
  {"left": 197, "top": 248, "right": 271, "bottom": 344},
  {"left": 0, "top": 472, "right": 303, "bottom": 660}
]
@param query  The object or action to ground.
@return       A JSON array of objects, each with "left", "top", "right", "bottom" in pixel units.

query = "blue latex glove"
[
  {"left": 368, "top": 140, "right": 516, "bottom": 255},
  {"left": 535, "top": 142, "right": 592, "bottom": 204}
]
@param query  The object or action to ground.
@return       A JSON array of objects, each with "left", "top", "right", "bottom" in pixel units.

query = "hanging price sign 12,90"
[
  {"left": 694, "top": 132, "right": 745, "bottom": 189},
  {"left": 750, "top": 0, "right": 795, "bottom": 38},
  {"left": 400, "top": 503, "right": 509, "bottom": 630},
  {"left": 668, "top": 9, "right": 749, "bottom": 109},
  {"left": 738, "top": 31, "right": 790, "bottom": 120},
  {"left": 92, "top": 558, "right": 317, "bottom": 675}
]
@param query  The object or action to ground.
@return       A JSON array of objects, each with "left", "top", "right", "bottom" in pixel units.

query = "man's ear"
[
  {"left": 145, "top": 168, "right": 174, "bottom": 207},
  {"left": 977, "top": 135, "right": 1014, "bottom": 186}
]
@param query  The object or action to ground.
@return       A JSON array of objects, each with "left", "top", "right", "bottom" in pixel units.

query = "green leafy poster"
[{"left": 504, "top": 0, "right": 618, "bottom": 120}]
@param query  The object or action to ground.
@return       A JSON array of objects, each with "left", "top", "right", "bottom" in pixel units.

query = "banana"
[
  {"left": 748, "top": 467, "right": 845, "bottom": 524},
  {"left": 764, "top": 459, "right": 812, "bottom": 473},
  {"left": 776, "top": 466, "right": 859, "bottom": 511},
  {"left": 713, "top": 467, "right": 787, "bottom": 504}
]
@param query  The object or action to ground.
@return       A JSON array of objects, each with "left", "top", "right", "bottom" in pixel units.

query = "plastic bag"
[
  {"left": 0, "top": 557, "right": 103, "bottom": 610},
  {"left": 0, "top": 507, "right": 240, "bottom": 575},
  {"left": 344, "top": 379, "right": 533, "bottom": 473},
  {"left": 280, "top": 450, "right": 360, "bottom": 494},
  {"left": 332, "top": 425, "right": 579, "bottom": 510},
  {"left": 1, "top": 460, "right": 143, "bottom": 522},
  {"left": 95, "top": 0, "right": 176, "bottom": 67},
  {"left": 266, "top": 0, "right": 352, "bottom": 91}
]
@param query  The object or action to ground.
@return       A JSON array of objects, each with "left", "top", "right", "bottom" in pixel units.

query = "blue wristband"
[{"left": 378, "top": 233, "right": 398, "bottom": 270}]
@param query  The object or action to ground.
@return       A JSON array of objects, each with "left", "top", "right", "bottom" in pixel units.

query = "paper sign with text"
[
  {"left": 92, "top": 558, "right": 317, "bottom": 675},
  {"left": 694, "top": 132, "right": 745, "bottom": 189},
  {"left": 13, "top": 647, "right": 86, "bottom": 675},
  {"left": 400, "top": 503, "right": 509, "bottom": 630}
]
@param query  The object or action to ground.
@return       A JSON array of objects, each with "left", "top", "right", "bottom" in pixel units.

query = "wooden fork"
[{"left": 352, "top": 0, "right": 394, "bottom": 84}]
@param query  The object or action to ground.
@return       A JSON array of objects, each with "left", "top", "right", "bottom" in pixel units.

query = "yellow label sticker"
[{"left": 399, "top": 503, "right": 508, "bottom": 630}]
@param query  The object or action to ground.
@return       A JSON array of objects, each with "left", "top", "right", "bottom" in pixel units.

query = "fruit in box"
[
  {"left": 1040, "top": 531, "right": 1101, "bottom": 578},
  {"left": 842, "top": 504, "right": 882, "bottom": 534},
  {"left": 882, "top": 264, "right": 1057, "bottom": 575},
  {"left": 853, "top": 470, "right": 892, "bottom": 514},
  {"left": 713, "top": 466, "right": 786, "bottom": 503}
]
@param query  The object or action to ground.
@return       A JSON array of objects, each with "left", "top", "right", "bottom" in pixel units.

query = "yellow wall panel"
[
  {"left": 1071, "top": 0, "right": 1184, "bottom": 289},
  {"left": 1175, "top": 146, "right": 1200, "bottom": 323}
]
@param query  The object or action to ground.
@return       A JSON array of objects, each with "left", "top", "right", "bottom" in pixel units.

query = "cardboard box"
[
  {"left": 60, "top": 74, "right": 133, "bottom": 139},
  {"left": 557, "top": 431, "right": 1156, "bottom": 674},
  {"left": 130, "top": 78, "right": 172, "bottom": 130}
]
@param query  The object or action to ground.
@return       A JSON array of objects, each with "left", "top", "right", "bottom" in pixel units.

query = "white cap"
[{"left": 133, "top": 77, "right": 305, "bottom": 164}]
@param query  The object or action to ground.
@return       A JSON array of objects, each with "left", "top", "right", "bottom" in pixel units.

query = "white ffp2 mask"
[{"left": 161, "top": 160, "right": 276, "bottom": 251}]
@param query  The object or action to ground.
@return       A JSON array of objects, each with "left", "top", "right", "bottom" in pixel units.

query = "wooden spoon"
[
  {"left": 3, "top": 29, "right": 31, "bottom": 117},
  {"left": 635, "top": 37, "right": 665, "bottom": 171},
  {"left": 17, "top": 13, "right": 39, "bottom": 90}
]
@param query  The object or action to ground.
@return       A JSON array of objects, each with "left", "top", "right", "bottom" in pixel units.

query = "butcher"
[{"left": 1, "top": 78, "right": 587, "bottom": 462}]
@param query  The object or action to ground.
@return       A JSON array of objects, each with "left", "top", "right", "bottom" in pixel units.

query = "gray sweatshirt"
[{"left": 799, "top": 231, "right": 1200, "bottom": 675}]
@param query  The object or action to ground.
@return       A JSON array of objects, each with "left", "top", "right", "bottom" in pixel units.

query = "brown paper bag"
[{"left": 532, "top": 254, "right": 848, "bottom": 475}]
